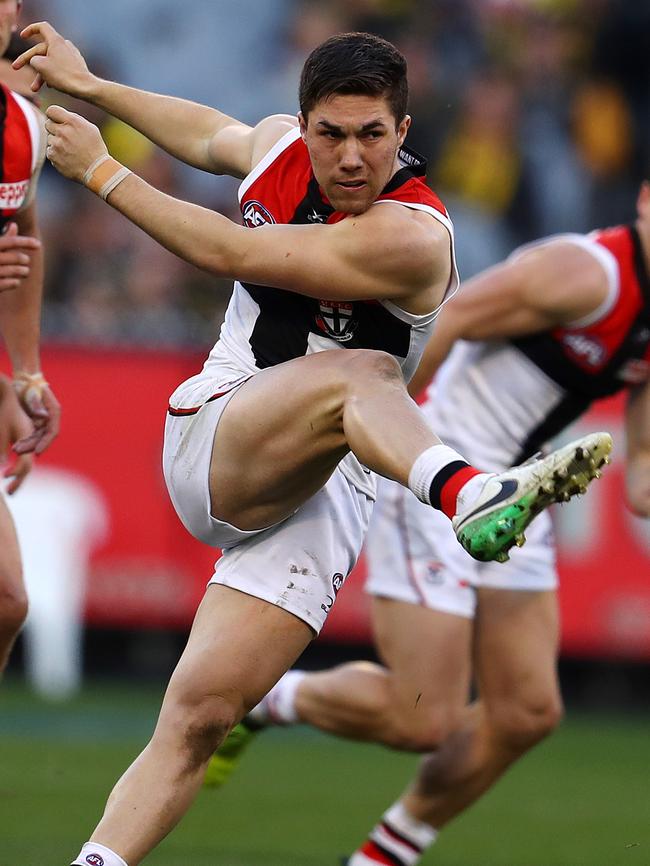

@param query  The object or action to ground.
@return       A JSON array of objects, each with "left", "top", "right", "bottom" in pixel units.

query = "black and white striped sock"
[{"left": 348, "top": 802, "right": 437, "bottom": 866}]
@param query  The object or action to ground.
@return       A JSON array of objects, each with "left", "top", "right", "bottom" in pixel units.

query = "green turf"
[{"left": 1, "top": 680, "right": 649, "bottom": 865}]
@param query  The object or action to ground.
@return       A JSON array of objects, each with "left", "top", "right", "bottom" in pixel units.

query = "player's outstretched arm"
[
  {"left": 14, "top": 21, "right": 291, "bottom": 179},
  {"left": 45, "top": 107, "right": 450, "bottom": 311},
  {"left": 407, "top": 241, "right": 611, "bottom": 397},
  {"left": 625, "top": 380, "right": 650, "bottom": 517}
]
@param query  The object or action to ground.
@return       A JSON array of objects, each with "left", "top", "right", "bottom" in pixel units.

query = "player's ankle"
[
  {"left": 71, "top": 842, "right": 128, "bottom": 866},
  {"left": 349, "top": 802, "right": 437, "bottom": 866},
  {"left": 408, "top": 444, "right": 484, "bottom": 518}
]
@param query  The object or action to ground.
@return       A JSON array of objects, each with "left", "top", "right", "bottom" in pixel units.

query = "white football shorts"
[
  {"left": 365, "top": 477, "right": 558, "bottom": 619},
  {"left": 162, "top": 385, "right": 373, "bottom": 634}
]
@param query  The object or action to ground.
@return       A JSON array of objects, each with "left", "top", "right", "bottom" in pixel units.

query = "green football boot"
[{"left": 453, "top": 432, "right": 612, "bottom": 563}]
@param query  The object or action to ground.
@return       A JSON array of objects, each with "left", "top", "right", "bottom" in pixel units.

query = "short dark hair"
[{"left": 299, "top": 32, "right": 408, "bottom": 127}]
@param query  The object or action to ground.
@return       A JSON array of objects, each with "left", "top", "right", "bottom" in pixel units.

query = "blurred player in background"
[
  {"left": 0, "top": 0, "right": 59, "bottom": 678},
  {"left": 17, "top": 20, "right": 610, "bottom": 866},
  {"left": 213, "top": 183, "right": 650, "bottom": 866}
]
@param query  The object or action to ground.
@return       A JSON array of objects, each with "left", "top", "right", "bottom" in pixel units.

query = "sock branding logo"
[{"left": 85, "top": 855, "right": 104, "bottom": 866}]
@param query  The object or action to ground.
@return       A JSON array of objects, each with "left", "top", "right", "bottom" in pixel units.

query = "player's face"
[
  {"left": 0, "top": 0, "right": 19, "bottom": 57},
  {"left": 300, "top": 93, "right": 410, "bottom": 215}
]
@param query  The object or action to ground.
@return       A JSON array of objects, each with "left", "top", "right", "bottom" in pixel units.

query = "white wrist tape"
[
  {"left": 83, "top": 154, "right": 132, "bottom": 201},
  {"left": 13, "top": 370, "right": 48, "bottom": 401}
]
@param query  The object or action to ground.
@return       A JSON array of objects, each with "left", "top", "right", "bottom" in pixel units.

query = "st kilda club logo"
[{"left": 316, "top": 299, "right": 358, "bottom": 342}]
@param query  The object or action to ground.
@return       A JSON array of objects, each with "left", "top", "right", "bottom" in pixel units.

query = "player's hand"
[
  {"left": 12, "top": 373, "right": 61, "bottom": 456},
  {"left": 0, "top": 222, "right": 40, "bottom": 292},
  {"left": 44, "top": 105, "right": 108, "bottom": 183},
  {"left": 0, "top": 375, "right": 34, "bottom": 493},
  {"left": 13, "top": 21, "right": 94, "bottom": 97}
]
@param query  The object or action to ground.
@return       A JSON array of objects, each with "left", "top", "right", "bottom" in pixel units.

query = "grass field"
[{"left": 1, "top": 680, "right": 649, "bottom": 866}]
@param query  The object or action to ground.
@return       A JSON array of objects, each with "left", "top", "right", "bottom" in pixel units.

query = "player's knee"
[
  {"left": 490, "top": 690, "right": 563, "bottom": 753},
  {"left": 0, "top": 577, "right": 28, "bottom": 640},
  {"left": 345, "top": 349, "right": 404, "bottom": 387},
  {"left": 383, "top": 703, "right": 458, "bottom": 753},
  {"left": 164, "top": 692, "right": 241, "bottom": 773}
]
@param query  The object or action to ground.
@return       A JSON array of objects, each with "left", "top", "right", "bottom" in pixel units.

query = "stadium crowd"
[{"left": 11, "top": 0, "right": 648, "bottom": 349}]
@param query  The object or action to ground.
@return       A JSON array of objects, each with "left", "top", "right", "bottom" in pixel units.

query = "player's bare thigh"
[
  {"left": 209, "top": 349, "right": 393, "bottom": 530},
  {"left": 164, "top": 585, "right": 315, "bottom": 717},
  {"left": 372, "top": 597, "right": 473, "bottom": 724},
  {"left": 473, "top": 588, "right": 561, "bottom": 717}
]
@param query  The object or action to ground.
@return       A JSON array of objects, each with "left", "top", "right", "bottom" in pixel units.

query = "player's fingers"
[
  {"left": 34, "top": 405, "right": 60, "bottom": 454},
  {"left": 0, "top": 252, "right": 34, "bottom": 266},
  {"left": 0, "top": 265, "right": 30, "bottom": 279},
  {"left": 45, "top": 104, "right": 73, "bottom": 123},
  {"left": 12, "top": 428, "right": 40, "bottom": 454},
  {"left": 0, "top": 278, "right": 20, "bottom": 292},
  {"left": 19, "top": 21, "right": 59, "bottom": 42},
  {"left": 32, "top": 71, "right": 45, "bottom": 93},
  {"left": 12, "top": 40, "right": 47, "bottom": 70},
  {"left": 23, "top": 389, "right": 48, "bottom": 420},
  {"left": 4, "top": 453, "right": 33, "bottom": 494},
  {"left": 0, "top": 237, "right": 40, "bottom": 252}
]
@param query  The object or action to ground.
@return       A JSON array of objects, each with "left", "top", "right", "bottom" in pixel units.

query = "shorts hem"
[
  {"left": 208, "top": 576, "right": 323, "bottom": 635},
  {"left": 366, "top": 586, "right": 475, "bottom": 619}
]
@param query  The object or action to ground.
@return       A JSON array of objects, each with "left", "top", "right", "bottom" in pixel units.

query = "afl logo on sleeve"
[
  {"left": 242, "top": 200, "right": 276, "bottom": 228},
  {"left": 85, "top": 855, "right": 104, "bottom": 866},
  {"left": 560, "top": 333, "right": 607, "bottom": 369}
]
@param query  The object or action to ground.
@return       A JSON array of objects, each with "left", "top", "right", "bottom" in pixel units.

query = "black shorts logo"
[{"left": 321, "top": 572, "right": 346, "bottom": 613}]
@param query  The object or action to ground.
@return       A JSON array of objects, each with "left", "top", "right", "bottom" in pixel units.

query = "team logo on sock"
[{"left": 85, "top": 855, "right": 104, "bottom": 866}]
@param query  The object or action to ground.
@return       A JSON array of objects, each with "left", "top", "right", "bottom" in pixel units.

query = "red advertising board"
[{"left": 4, "top": 346, "right": 649, "bottom": 659}]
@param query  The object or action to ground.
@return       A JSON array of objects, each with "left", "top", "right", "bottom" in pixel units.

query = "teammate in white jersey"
[
  {"left": 0, "top": 0, "right": 60, "bottom": 679},
  {"left": 212, "top": 187, "right": 650, "bottom": 866},
  {"left": 17, "top": 22, "right": 610, "bottom": 866}
]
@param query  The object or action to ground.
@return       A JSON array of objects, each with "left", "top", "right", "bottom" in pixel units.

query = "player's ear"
[
  {"left": 298, "top": 112, "right": 308, "bottom": 143},
  {"left": 397, "top": 114, "right": 411, "bottom": 147}
]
